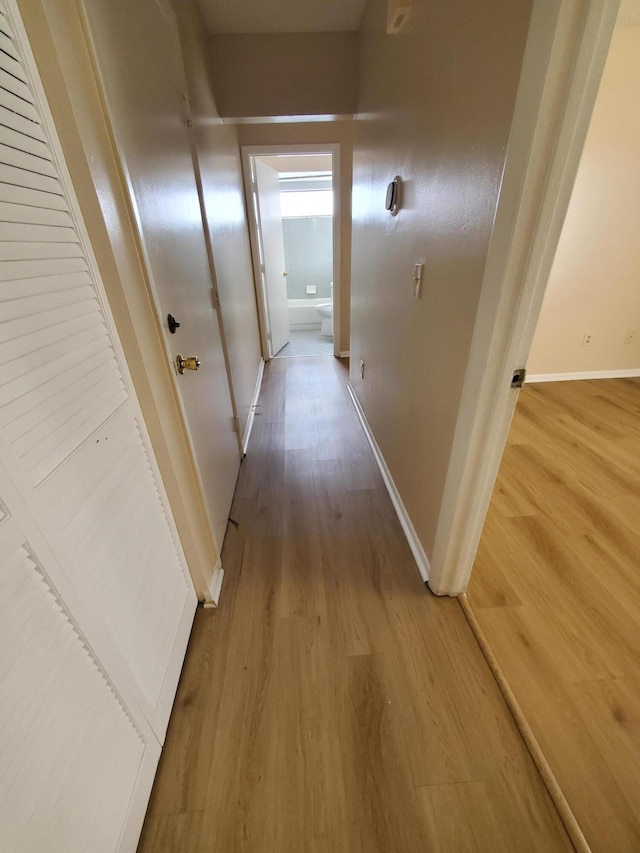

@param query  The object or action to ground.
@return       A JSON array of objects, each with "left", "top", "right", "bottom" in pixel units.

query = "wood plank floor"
[
  {"left": 138, "top": 357, "right": 571, "bottom": 853},
  {"left": 467, "top": 378, "right": 640, "bottom": 853}
]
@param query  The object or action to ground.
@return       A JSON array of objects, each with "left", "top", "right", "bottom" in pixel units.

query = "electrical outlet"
[
  {"left": 582, "top": 332, "right": 592, "bottom": 347},
  {"left": 624, "top": 330, "right": 635, "bottom": 345},
  {"left": 360, "top": 359, "right": 365, "bottom": 379}
]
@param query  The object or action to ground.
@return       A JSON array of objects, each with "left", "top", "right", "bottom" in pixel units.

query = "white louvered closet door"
[
  {"left": 0, "top": 1, "right": 197, "bottom": 849},
  {"left": 0, "top": 468, "right": 160, "bottom": 852}
]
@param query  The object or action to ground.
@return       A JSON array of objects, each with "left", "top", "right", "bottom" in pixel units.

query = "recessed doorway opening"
[{"left": 242, "top": 146, "right": 341, "bottom": 359}]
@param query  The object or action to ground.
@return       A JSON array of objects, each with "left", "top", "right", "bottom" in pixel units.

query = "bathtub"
[{"left": 287, "top": 297, "right": 331, "bottom": 331}]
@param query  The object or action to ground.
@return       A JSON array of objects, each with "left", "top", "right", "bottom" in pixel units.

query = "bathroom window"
[{"left": 280, "top": 189, "right": 333, "bottom": 218}]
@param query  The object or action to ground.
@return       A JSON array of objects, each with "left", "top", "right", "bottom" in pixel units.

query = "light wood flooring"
[
  {"left": 138, "top": 357, "right": 571, "bottom": 852},
  {"left": 467, "top": 378, "right": 640, "bottom": 853}
]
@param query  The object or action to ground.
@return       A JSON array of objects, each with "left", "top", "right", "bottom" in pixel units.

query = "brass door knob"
[{"left": 176, "top": 354, "right": 201, "bottom": 374}]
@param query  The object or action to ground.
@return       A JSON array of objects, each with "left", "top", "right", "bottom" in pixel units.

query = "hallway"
[{"left": 138, "top": 357, "right": 571, "bottom": 852}]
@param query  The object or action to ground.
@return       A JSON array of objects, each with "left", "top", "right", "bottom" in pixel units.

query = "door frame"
[
  {"left": 429, "top": 0, "right": 620, "bottom": 594},
  {"left": 241, "top": 143, "right": 342, "bottom": 359}
]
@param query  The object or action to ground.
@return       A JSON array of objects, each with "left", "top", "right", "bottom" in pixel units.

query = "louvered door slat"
[
  {"left": 0, "top": 65, "right": 33, "bottom": 105},
  {"left": 0, "top": 332, "right": 110, "bottom": 412},
  {"left": 0, "top": 180, "right": 67, "bottom": 210},
  {"left": 0, "top": 44, "right": 25, "bottom": 82},
  {"left": 0, "top": 311, "right": 102, "bottom": 365},
  {"left": 0, "top": 255, "right": 86, "bottom": 282},
  {"left": 1, "top": 282, "right": 94, "bottom": 322},
  {"left": 2, "top": 222, "right": 75, "bottom": 243},
  {"left": 0, "top": 200, "right": 72, "bottom": 226},
  {"left": 0, "top": 106, "right": 44, "bottom": 144},
  {"left": 0, "top": 30, "right": 19, "bottom": 61},
  {"left": 4, "top": 354, "right": 118, "bottom": 441},
  {"left": 0, "top": 269, "right": 90, "bottom": 301},
  {"left": 0, "top": 141, "right": 57, "bottom": 177},
  {"left": 0, "top": 295, "right": 98, "bottom": 343},
  {"left": 0, "top": 79, "right": 40, "bottom": 124},
  {"left": 0, "top": 125, "right": 51, "bottom": 161},
  {"left": 0, "top": 162, "right": 62, "bottom": 194},
  {"left": 0, "top": 323, "right": 107, "bottom": 398},
  {"left": 0, "top": 239, "right": 82, "bottom": 261}
]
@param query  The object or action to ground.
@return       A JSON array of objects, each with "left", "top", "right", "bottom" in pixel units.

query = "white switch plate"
[{"left": 306, "top": 285, "right": 317, "bottom": 294}]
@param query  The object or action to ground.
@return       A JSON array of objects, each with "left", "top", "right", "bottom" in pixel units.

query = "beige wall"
[
  {"left": 349, "top": 0, "right": 532, "bottom": 563},
  {"left": 237, "top": 121, "right": 354, "bottom": 352},
  {"left": 209, "top": 32, "right": 358, "bottom": 119},
  {"left": 527, "top": 25, "right": 640, "bottom": 377},
  {"left": 21, "top": 0, "right": 220, "bottom": 598},
  {"left": 174, "top": 0, "right": 263, "bottom": 428}
]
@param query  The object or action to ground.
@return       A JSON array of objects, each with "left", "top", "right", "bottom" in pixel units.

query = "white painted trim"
[
  {"left": 347, "top": 384, "right": 430, "bottom": 583},
  {"left": 429, "top": 0, "right": 619, "bottom": 596},
  {"left": 340, "top": 350, "right": 351, "bottom": 358},
  {"left": 527, "top": 368, "right": 640, "bottom": 383},
  {"left": 242, "top": 358, "right": 265, "bottom": 454},
  {"left": 202, "top": 562, "right": 225, "bottom": 608},
  {"left": 116, "top": 743, "right": 161, "bottom": 853},
  {"left": 241, "top": 143, "right": 342, "bottom": 359}
]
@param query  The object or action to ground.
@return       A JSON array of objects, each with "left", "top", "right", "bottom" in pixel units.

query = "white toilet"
[{"left": 316, "top": 303, "right": 333, "bottom": 337}]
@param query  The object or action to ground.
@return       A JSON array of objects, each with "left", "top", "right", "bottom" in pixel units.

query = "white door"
[
  {"left": 0, "top": 463, "right": 159, "bottom": 853},
  {"left": 82, "top": 0, "right": 240, "bottom": 551},
  {"left": 254, "top": 158, "right": 290, "bottom": 356},
  {"left": 0, "top": 1, "right": 194, "bottom": 847}
]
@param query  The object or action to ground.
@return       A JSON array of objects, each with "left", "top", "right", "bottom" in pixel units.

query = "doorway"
[
  {"left": 464, "top": 11, "right": 640, "bottom": 851},
  {"left": 242, "top": 145, "right": 341, "bottom": 359}
]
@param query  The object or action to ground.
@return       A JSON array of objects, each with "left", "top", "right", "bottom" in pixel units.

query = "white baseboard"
[
  {"left": 242, "top": 358, "right": 265, "bottom": 454},
  {"left": 527, "top": 368, "right": 640, "bottom": 383},
  {"left": 339, "top": 350, "right": 351, "bottom": 358},
  {"left": 346, "top": 383, "right": 430, "bottom": 582},
  {"left": 203, "top": 562, "right": 224, "bottom": 608}
]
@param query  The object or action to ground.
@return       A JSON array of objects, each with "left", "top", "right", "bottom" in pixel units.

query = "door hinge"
[
  {"left": 511, "top": 367, "right": 527, "bottom": 388},
  {"left": 213, "top": 288, "right": 220, "bottom": 309},
  {"left": 232, "top": 415, "right": 241, "bottom": 434}
]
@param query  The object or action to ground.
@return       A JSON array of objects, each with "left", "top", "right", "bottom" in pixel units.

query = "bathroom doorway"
[{"left": 242, "top": 145, "right": 340, "bottom": 359}]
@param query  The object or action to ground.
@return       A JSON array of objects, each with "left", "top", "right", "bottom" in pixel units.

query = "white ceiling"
[
  {"left": 196, "top": 0, "right": 368, "bottom": 34},
  {"left": 618, "top": 0, "right": 640, "bottom": 25}
]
